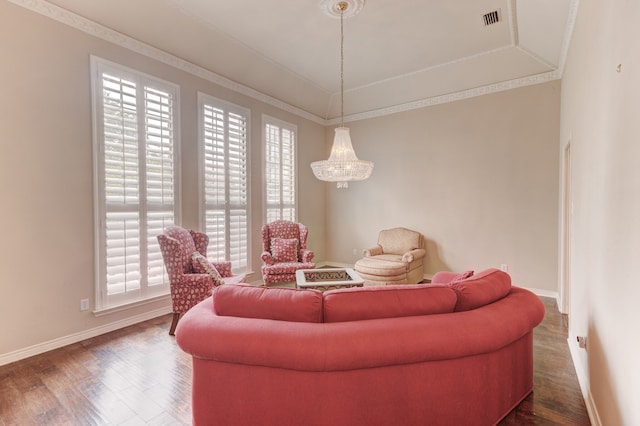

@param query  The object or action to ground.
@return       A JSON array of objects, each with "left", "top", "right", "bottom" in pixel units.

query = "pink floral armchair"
[
  {"left": 157, "top": 225, "right": 247, "bottom": 335},
  {"left": 261, "top": 220, "right": 315, "bottom": 285}
]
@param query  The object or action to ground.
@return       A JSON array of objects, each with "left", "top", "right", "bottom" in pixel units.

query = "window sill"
[{"left": 93, "top": 293, "right": 171, "bottom": 317}]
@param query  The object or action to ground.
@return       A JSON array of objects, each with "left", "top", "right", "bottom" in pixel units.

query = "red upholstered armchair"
[
  {"left": 157, "top": 226, "right": 247, "bottom": 335},
  {"left": 261, "top": 220, "right": 315, "bottom": 285}
]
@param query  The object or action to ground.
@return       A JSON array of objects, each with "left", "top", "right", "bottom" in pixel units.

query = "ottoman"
[{"left": 354, "top": 254, "right": 422, "bottom": 285}]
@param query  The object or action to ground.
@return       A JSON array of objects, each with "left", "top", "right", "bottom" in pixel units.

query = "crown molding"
[
  {"left": 10, "top": 0, "right": 575, "bottom": 127},
  {"left": 8, "top": 0, "right": 326, "bottom": 125},
  {"left": 329, "top": 70, "right": 561, "bottom": 125},
  {"left": 556, "top": 0, "right": 581, "bottom": 77}
]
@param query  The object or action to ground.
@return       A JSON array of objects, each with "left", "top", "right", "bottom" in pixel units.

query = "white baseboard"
[
  {"left": 585, "top": 389, "right": 601, "bottom": 426},
  {"left": 0, "top": 306, "right": 172, "bottom": 367},
  {"left": 529, "top": 288, "right": 559, "bottom": 299},
  {"left": 319, "top": 261, "right": 351, "bottom": 268},
  {"left": 568, "top": 337, "right": 601, "bottom": 426}
]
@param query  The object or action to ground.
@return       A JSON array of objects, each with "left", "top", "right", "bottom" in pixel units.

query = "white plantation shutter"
[
  {"left": 92, "top": 57, "right": 180, "bottom": 309},
  {"left": 264, "top": 116, "right": 297, "bottom": 222},
  {"left": 105, "top": 212, "right": 140, "bottom": 296},
  {"left": 199, "top": 94, "right": 250, "bottom": 272},
  {"left": 144, "top": 86, "right": 176, "bottom": 288}
]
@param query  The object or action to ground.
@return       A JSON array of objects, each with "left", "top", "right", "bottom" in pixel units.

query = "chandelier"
[{"left": 311, "top": 1, "right": 374, "bottom": 189}]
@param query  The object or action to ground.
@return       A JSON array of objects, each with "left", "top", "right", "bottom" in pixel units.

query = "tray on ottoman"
[{"left": 295, "top": 268, "right": 364, "bottom": 291}]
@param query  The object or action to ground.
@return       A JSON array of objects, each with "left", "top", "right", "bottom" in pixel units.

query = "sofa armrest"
[
  {"left": 261, "top": 251, "right": 275, "bottom": 265},
  {"left": 300, "top": 249, "right": 315, "bottom": 263},
  {"left": 402, "top": 248, "right": 426, "bottom": 263},
  {"left": 363, "top": 246, "right": 382, "bottom": 257}
]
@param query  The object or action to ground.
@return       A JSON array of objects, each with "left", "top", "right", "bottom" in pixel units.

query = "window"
[
  {"left": 198, "top": 93, "right": 250, "bottom": 273},
  {"left": 264, "top": 116, "right": 297, "bottom": 223},
  {"left": 91, "top": 56, "right": 180, "bottom": 310}
]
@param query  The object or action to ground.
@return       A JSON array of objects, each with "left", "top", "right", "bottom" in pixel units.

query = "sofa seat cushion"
[
  {"left": 213, "top": 284, "right": 323, "bottom": 323},
  {"left": 262, "top": 262, "right": 316, "bottom": 275},
  {"left": 448, "top": 268, "right": 512, "bottom": 311},
  {"left": 323, "top": 285, "right": 457, "bottom": 322}
]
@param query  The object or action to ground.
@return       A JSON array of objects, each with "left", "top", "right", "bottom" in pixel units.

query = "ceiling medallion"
[{"left": 319, "top": 0, "right": 365, "bottom": 19}]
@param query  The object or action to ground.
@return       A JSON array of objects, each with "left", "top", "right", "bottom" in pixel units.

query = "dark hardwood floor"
[
  {"left": 499, "top": 297, "right": 591, "bottom": 426},
  {"left": 0, "top": 297, "right": 591, "bottom": 425}
]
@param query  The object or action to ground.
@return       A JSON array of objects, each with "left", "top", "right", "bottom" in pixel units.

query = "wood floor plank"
[
  {"left": 77, "top": 378, "right": 137, "bottom": 425},
  {"left": 22, "top": 384, "right": 70, "bottom": 425},
  {"left": 0, "top": 296, "right": 590, "bottom": 425},
  {"left": 38, "top": 364, "right": 107, "bottom": 425},
  {"left": 499, "top": 297, "right": 590, "bottom": 425},
  {"left": 0, "top": 376, "right": 37, "bottom": 425}
]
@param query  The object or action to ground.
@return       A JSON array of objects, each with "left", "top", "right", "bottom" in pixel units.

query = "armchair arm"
[
  {"left": 363, "top": 246, "right": 382, "bottom": 257},
  {"left": 211, "top": 261, "right": 232, "bottom": 278},
  {"left": 261, "top": 251, "right": 275, "bottom": 266},
  {"left": 182, "top": 273, "right": 215, "bottom": 290},
  {"left": 300, "top": 249, "right": 315, "bottom": 263},
  {"left": 402, "top": 248, "right": 426, "bottom": 263}
]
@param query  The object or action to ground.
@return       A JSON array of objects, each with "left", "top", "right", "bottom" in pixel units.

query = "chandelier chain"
[{"left": 340, "top": 3, "right": 344, "bottom": 128}]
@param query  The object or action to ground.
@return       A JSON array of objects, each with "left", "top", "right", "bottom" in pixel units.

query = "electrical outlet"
[
  {"left": 500, "top": 264, "right": 508, "bottom": 272},
  {"left": 80, "top": 299, "right": 89, "bottom": 311},
  {"left": 577, "top": 336, "right": 587, "bottom": 350},
  {"left": 353, "top": 248, "right": 358, "bottom": 255}
]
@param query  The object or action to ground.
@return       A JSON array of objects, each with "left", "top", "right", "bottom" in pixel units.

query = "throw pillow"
[
  {"left": 431, "top": 270, "right": 474, "bottom": 284},
  {"left": 449, "top": 268, "right": 511, "bottom": 311},
  {"left": 191, "top": 252, "right": 225, "bottom": 287},
  {"left": 451, "top": 270, "right": 474, "bottom": 282},
  {"left": 271, "top": 238, "right": 299, "bottom": 262}
]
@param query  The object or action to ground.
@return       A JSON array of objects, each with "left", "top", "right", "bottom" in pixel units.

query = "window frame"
[
  {"left": 197, "top": 92, "right": 251, "bottom": 274},
  {"left": 90, "top": 56, "right": 181, "bottom": 311},
  {"left": 263, "top": 114, "right": 298, "bottom": 223}
]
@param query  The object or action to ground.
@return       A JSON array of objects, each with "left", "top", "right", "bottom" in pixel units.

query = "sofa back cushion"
[
  {"left": 323, "top": 285, "right": 457, "bottom": 323},
  {"left": 213, "top": 284, "right": 323, "bottom": 323},
  {"left": 449, "top": 268, "right": 512, "bottom": 311}
]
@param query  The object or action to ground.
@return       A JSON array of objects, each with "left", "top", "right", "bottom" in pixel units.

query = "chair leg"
[{"left": 169, "top": 313, "right": 181, "bottom": 336}]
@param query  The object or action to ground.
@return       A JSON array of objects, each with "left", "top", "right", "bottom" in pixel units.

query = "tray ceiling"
[{"left": 27, "top": 0, "right": 577, "bottom": 121}]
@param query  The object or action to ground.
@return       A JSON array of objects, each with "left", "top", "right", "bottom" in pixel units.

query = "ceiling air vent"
[{"left": 482, "top": 9, "right": 501, "bottom": 26}]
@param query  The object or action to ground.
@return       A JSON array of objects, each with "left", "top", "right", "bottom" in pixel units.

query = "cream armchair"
[{"left": 354, "top": 227, "right": 426, "bottom": 285}]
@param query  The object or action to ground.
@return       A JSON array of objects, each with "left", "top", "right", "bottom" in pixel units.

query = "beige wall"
[
  {"left": 0, "top": 2, "right": 326, "bottom": 359},
  {"left": 6, "top": 0, "right": 639, "bottom": 422},
  {"left": 560, "top": 0, "right": 640, "bottom": 424},
  {"left": 1, "top": 0, "right": 562, "bottom": 374},
  {"left": 326, "top": 82, "right": 561, "bottom": 293}
]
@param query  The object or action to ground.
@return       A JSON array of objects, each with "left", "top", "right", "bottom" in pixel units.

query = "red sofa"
[{"left": 176, "top": 268, "right": 545, "bottom": 426}]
